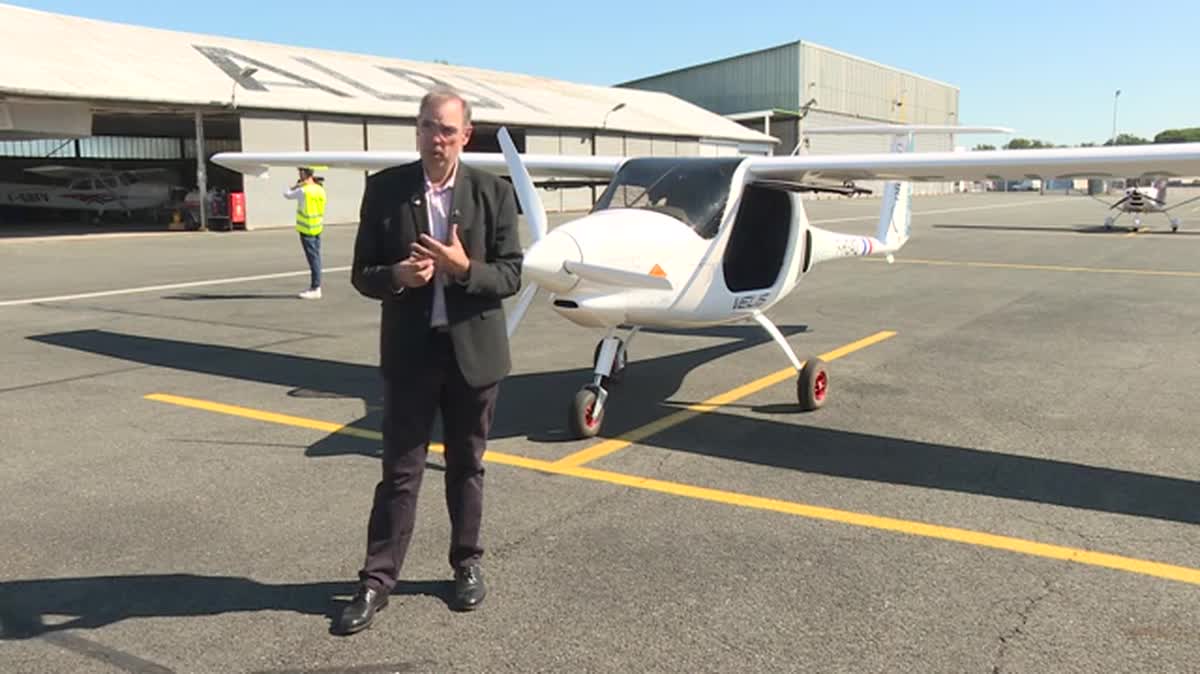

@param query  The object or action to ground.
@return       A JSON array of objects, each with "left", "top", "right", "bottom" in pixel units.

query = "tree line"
[{"left": 972, "top": 127, "right": 1200, "bottom": 151}]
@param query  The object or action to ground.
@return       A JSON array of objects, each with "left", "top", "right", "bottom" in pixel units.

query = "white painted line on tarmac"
[{"left": 0, "top": 267, "right": 351, "bottom": 307}]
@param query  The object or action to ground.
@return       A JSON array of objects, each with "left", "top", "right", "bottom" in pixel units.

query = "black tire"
[
  {"left": 797, "top": 356, "right": 829, "bottom": 411},
  {"left": 569, "top": 387, "right": 604, "bottom": 438}
]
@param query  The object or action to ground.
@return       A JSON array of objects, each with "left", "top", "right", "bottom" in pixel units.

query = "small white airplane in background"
[
  {"left": 1091, "top": 176, "right": 1200, "bottom": 232},
  {"left": 0, "top": 165, "right": 176, "bottom": 216},
  {"left": 213, "top": 128, "right": 1200, "bottom": 438}
]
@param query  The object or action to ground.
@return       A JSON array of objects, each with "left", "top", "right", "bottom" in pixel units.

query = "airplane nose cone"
[{"left": 523, "top": 229, "right": 581, "bottom": 293}]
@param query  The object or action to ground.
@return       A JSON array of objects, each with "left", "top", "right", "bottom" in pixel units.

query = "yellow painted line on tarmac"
[
  {"left": 556, "top": 463, "right": 1200, "bottom": 587},
  {"left": 869, "top": 257, "right": 1200, "bottom": 278},
  {"left": 552, "top": 330, "right": 897, "bottom": 469},
  {"left": 143, "top": 393, "right": 551, "bottom": 471},
  {"left": 144, "top": 391, "right": 1200, "bottom": 588},
  {"left": 146, "top": 393, "right": 381, "bottom": 440}
]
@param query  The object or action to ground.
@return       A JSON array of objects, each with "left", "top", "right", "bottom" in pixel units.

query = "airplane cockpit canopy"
[{"left": 592, "top": 157, "right": 743, "bottom": 239}]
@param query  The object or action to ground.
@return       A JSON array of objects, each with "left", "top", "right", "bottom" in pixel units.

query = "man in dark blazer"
[{"left": 335, "top": 87, "right": 523, "bottom": 635}]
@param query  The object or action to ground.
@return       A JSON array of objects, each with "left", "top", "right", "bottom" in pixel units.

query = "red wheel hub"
[{"left": 813, "top": 371, "right": 828, "bottom": 401}]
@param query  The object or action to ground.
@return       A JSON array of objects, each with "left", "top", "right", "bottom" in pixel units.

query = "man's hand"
[
  {"left": 412, "top": 223, "right": 471, "bottom": 281},
  {"left": 390, "top": 255, "right": 435, "bottom": 289}
]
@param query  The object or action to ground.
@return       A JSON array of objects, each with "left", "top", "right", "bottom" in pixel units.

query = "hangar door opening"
[{"left": 0, "top": 110, "right": 241, "bottom": 237}]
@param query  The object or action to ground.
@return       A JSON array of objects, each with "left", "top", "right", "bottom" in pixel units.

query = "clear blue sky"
[{"left": 10, "top": 0, "right": 1200, "bottom": 146}]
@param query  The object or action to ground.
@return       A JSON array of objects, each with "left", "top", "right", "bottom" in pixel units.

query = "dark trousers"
[
  {"left": 359, "top": 330, "right": 499, "bottom": 593},
  {"left": 299, "top": 233, "right": 321, "bottom": 289}
]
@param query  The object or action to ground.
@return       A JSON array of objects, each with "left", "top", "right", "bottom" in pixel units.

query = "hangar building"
[
  {"left": 0, "top": 3, "right": 776, "bottom": 231},
  {"left": 618, "top": 40, "right": 965, "bottom": 195}
]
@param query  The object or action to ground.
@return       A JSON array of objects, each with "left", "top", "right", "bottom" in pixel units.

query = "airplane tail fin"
[
  {"left": 808, "top": 132, "right": 913, "bottom": 265},
  {"left": 874, "top": 133, "right": 914, "bottom": 257}
]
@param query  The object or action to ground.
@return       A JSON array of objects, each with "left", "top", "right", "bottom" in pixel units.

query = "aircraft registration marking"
[{"left": 732, "top": 292, "right": 771, "bottom": 310}]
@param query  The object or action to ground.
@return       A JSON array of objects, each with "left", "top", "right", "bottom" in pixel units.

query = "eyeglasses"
[{"left": 418, "top": 119, "right": 462, "bottom": 138}]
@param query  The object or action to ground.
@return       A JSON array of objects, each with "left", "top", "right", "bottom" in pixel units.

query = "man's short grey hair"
[{"left": 419, "top": 86, "right": 472, "bottom": 127}]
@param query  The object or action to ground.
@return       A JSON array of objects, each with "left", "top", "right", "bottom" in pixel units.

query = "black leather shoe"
[
  {"left": 334, "top": 585, "right": 388, "bottom": 635},
  {"left": 451, "top": 565, "right": 486, "bottom": 611}
]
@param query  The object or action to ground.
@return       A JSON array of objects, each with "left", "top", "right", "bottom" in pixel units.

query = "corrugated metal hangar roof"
[{"left": 0, "top": 3, "right": 775, "bottom": 145}]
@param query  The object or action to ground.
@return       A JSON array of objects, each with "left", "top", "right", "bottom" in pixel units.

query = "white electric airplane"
[
  {"left": 212, "top": 128, "right": 1200, "bottom": 438},
  {"left": 1091, "top": 176, "right": 1200, "bottom": 232}
]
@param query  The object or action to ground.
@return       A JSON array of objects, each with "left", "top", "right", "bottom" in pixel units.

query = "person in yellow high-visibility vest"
[{"left": 283, "top": 166, "right": 327, "bottom": 299}]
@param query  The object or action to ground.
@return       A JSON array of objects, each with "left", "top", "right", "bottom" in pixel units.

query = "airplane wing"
[
  {"left": 211, "top": 150, "right": 624, "bottom": 180},
  {"left": 24, "top": 165, "right": 170, "bottom": 182},
  {"left": 213, "top": 141, "right": 1200, "bottom": 186},
  {"left": 24, "top": 165, "right": 105, "bottom": 180},
  {"left": 744, "top": 143, "right": 1200, "bottom": 183}
]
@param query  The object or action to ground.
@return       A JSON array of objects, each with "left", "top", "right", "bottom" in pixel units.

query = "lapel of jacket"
[
  {"left": 448, "top": 162, "right": 473, "bottom": 241},
  {"left": 405, "top": 162, "right": 430, "bottom": 239}
]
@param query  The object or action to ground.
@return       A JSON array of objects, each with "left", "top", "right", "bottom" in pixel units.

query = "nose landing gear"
[{"left": 568, "top": 328, "right": 637, "bottom": 438}]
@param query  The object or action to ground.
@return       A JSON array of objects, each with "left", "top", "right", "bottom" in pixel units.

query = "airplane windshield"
[{"left": 593, "top": 157, "right": 743, "bottom": 239}]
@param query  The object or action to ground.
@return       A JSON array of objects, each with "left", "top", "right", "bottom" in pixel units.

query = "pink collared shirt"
[{"left": 424, "top": 164, "right": 456, "bottom": 328}]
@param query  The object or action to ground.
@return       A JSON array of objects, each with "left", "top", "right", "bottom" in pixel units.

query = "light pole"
[
  {"left": 593, "top": 103, "right": 625, "bottom": 204},
  {"left": 791, "top": 97, "right": 818, "bottom": 155},
  {"left": 601, "top": 102, "right": 625, "bottom": 130},
  {"left": 230, "top": 66, "right": 259, "bottom": 109},
  {"left": 1110, "top": 89, "right": 1121, "bottom": 145}
]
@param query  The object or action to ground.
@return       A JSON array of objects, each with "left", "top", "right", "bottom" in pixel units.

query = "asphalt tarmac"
[{"left": 2, "top": 188, "right": 1198, "bottom": 673}]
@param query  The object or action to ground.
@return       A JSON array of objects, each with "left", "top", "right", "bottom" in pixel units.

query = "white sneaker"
[{"left": 298, "top": 288, "right": 322, "bottom": 299}]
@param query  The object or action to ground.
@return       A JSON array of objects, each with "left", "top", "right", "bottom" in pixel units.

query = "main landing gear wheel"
[
  {"left": 593, "top": 339, "right": 627, "bottom": 384},
  {"left": 797, "top": 356, "right": 829, "bottom": 411},
  {"left": 569, "top": 386, "right": 604, "bottom": 439}
]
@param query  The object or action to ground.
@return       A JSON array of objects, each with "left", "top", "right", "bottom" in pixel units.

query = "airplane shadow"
[
  {"left": 0, "top": 574, "right": 450, "bottom": 639},
  {"left": 652, "top": 403, "right": 1199, "bottom": 526},
  {"left": 27, "top": 327, "right": 1200, "bottom": 526},
  {"left": 932, "top": 223, "right": 1200, "bottom": 236},
  {"left": 28, "top": 324, "right": 809, "bottom": 460}
]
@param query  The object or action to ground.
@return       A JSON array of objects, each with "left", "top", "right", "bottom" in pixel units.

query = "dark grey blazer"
[{"left": 351, "top": 160, "right": 523, "bottom": 388}]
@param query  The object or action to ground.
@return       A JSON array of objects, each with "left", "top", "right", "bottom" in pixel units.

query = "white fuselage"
[
  {"left": 522, "top": 200, "right": 809, "bottom": 330},
  {"left": 0, "top": 181, "right": 169, "bottom": 213}
]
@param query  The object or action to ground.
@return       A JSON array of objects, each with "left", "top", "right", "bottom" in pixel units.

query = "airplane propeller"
[{"left": 499, "top": 126, "right": 548, "bottom": 337}]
